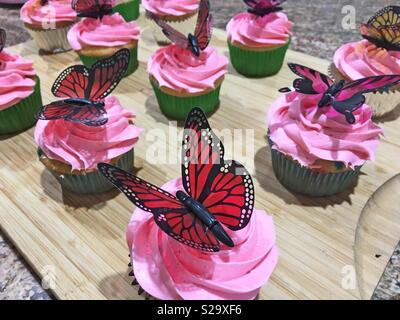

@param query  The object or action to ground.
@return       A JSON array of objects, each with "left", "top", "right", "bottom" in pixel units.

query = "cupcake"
[
  {"left": 20, "top": 0, "right": 77, "bottom": 54},
  {"left": 112, "top": 0, "right": 140, "bottom": 21},
  {"left": 143, "top": 0, "right": 200, "bottom": 44},
  {"left": 226, "top": 11, "right": 293, "bottom": 77},
  {"left": 67, "top": 13, "right": 140, "bottom": 76},
  {"left": 0, "top": 49, "right": 42, "bottom": 135},
  {"left": 35, "top": 96, "right": 143, "bottom": 194},
  {"left": 126, "top": 178, "right": 278, "bottom": 300},
  {"left": 148, "top": 44, "right": 228, "bottom": 119},
  {"left": 267, "top": 92, "right": 382, "bottom": 197},
  {"left": 331, "top": 40, "right": 400, "bottom": 117}
]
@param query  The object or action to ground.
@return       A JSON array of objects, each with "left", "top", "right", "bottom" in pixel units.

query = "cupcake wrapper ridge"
[
  {"left": 228, "top": 40, "right": 290, "bottom": 77},
  {"left": 150, "top": 79, "right": 221, "bottom": 120},
  {"left": 39, "top": 148, "right": 135, "bottom": 194},
  {"left": 269, "top": 139, "right": 361, "bottom": 197},
  {"left": 78, "top": 46, "right": 138, "bottom": 77},
  {"left": 0, "top": 76, "right": 43, "bottom": 135},
  {"left": 26, "top": 24, "right": 73, "bottom": 53}
]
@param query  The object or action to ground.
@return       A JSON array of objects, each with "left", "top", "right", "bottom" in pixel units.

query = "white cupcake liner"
[
  {"left": 145, "top": 11, "right": 198, "bottom": 44},
  {"left": 25, "top": 24, "right": 73, "bottom": 54},
  {"left": 328, "top": 63, "right": 400, "bottom": 118}
]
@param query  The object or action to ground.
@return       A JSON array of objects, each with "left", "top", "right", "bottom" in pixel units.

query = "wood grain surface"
[{"left": 0, "top": 16, "right": 399, "bottom": 300}]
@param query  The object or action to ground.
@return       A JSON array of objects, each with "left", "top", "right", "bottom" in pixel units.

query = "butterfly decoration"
[
  {"left": 279, "top": 63, "right": 400, "bottom": 124},
  {"left": 243, "top": 0, "right": 286, "bottom": 17},
  {"left": 40, "top": 0, "right": 49, "bottom": 6},
  {"left": 360, "top": 5, "right": 400, "bottom": 51},
  {"left": 37, "top": 49, "right": 130, "bottom": 127},
  {"left": 147, "top": 0, "right": 212, "bottom": 57},
  {"left": 72, "top": 0, "right": 113, "bottom": 19},
  {"left": 99, "top": 108, "right": 255, "bottom": 252}
]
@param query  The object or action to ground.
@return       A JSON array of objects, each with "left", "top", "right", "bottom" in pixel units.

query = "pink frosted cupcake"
[
  {"left": 331, "top": 40, "right": 400, "bottom": 117},
  {"left": 148, "top": 44, "right": 228, "bottom": 119},
  {"left": 126, "top": 178, "right": 278, "bottom": 300},
  {"left": 143, "top": 0, "right": 200, "bottom": 44},
  {"left": 67, "top": 13, "right": 141, "bottom": 76},
  {"left": 267, "top": 92, "right": 382, "bottom": 197},
  {"left": 20, "top": 0, "right": 78, "bottom": 53},
  {"left": 35, "top": 96, "right": 143, "bottom": 194},
  {"left": 226, "top": 12, "right": 293, "bottom": 77},
  {"left": 0, "top": 49, "right": 42, "bottom": 134}
]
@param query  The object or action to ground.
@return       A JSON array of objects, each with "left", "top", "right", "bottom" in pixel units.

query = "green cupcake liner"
[
  {"left": 39, "top": 148, "right": 134, "bottom": 194},
  {"left": 150, "top": 79, "right": 222, "bottom": 120},
  {"left": 112, "top": 0, "right": 140, "bottom": 21},
  {"left": 268, "top": 139, "right": 361, "bottom": 197},
  {"left": 0, "top": 77, "right": 43, "bottom": 135},
  {"left": 228, "top": 40, "right": 290, "bottom": 77},
  {"left": 78, "top": 46, "right": 138, "bottom": 77}
]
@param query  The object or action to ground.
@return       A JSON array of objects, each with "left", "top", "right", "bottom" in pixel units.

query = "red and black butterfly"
[
  {"left": 279, "top": 63, "right": 400, "bottom": 124},
  {"left": 147, "top": 0, "right": 212, "bottom": 57},
  {"left": 360, "top": 6, "right": 400, "bottom": 52},
  {"left": 99, "top": 107, "right": 255, "bottom": 252},
  {"left": 72, "top": 0, "right": 113, "bottom": 19},
  {"left": 37, "top": 49, "right": 130, "bottom": 127},
  {"left": 243, "top": 0, "right": 286, "bottom": 17}
]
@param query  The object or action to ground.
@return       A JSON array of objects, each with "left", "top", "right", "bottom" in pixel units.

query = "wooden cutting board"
[{"left": 1, "top": 16, "right": 399, "bottom": 300}]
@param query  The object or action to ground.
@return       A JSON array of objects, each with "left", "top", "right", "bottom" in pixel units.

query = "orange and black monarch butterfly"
[{"left": 360, "top": 5, "right": 400, "bottom": 51}]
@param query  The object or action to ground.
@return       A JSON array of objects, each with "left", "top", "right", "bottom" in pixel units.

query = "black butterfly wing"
[
  {"left": 194, "top": 0, "right": 212, "bottom": 50},
  {"left": 280, "top": 63, "right": 333, "bottom": 94},
  {"left": 332, "top": 94, "right": 365, "bottom": 124},
  {"left": 37, "top": 100, "right": 78, "bottom": 121},
  {"left": 86, "top": 48, "right": 130, "bottom": 101},
  {"left": 340, "top": 75, "right": 400, "bottom": 97},
  {"left": 37, "top": 100, "right": 108, "bottom": 126},
  {"left": 52, "top": 65, "right": 90, "bottom": 99}
]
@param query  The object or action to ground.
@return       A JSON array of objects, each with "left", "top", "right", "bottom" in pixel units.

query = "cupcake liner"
[
  {"left": 150, "top": 79, "right": 221, "bottom": 120},
  {"left": 145, "top": 11, "right": 198, "bottom": 44},
  {"left": 328, "top": 63, "right": 400, "bottom": 118},
  {"left": 25, "top": 24, "right": 73, "bottom": 54},
  {"left": 39, "top": 148, "right": 134, "bottom": 194},
  {"left": 228, "top": 40, "right": 290, "bottom": 77},
  {"left": 269, "top": 139, "right": 361, "bottom": 197},
  {"left": 78, "top": 46, "right": 138, "bottom": 77},
  {"left": 112, "top": 0, "right": 140, "bottom": 21},
  {"left": 0, "top": 76, "right": 42, "bottom": 135},
  {"left": 128, "top": 260, "right": 155, "bottom": 300}
]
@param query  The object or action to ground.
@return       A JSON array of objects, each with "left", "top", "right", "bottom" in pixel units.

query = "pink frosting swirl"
[
  {"left": 21, "top": 0, "right": 77, "bottom": 26},
  {"left": 142, "top": 0, "right": 199, "bottom": 17},
  {"left": 127, "top": 178, "right": 278, "bottom": 300},
  {"left": 0, "top": 50, "right": 36, "bottom": 111},
  {"left": 333, "top": 40, "right": 400, "bottom": 80},
  {"left": 148, "top": 44, "right": 228, "bottom": 94},
  {"left": 67, "top": 13, "right": 141, "bottom": 50},
  {"left": 226, "top": 12, "right": 293, "bottom": 49},
  {"left": 34, "top": 96, "right": 143, "bottom": 171},
  {"left": 267, "top": 93, "right": 382, "bottom": 168}
]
